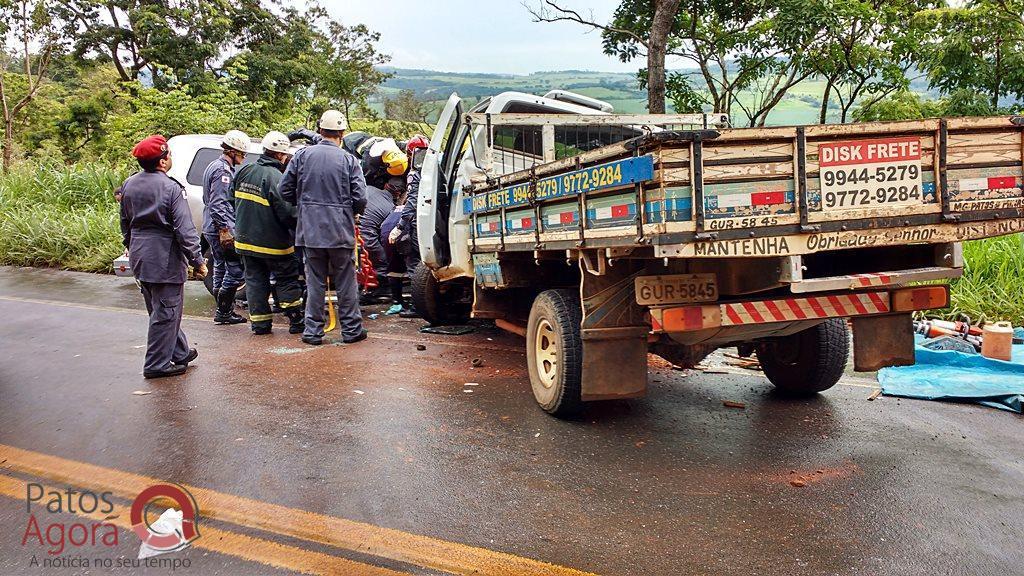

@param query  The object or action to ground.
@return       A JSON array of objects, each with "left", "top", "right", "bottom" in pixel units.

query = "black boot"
[
  {"left": 287, "top": 311, "right": 305, "bottom": 334},
  {"left": 215, "top": 287, "right": 247, "bottom": 325}
]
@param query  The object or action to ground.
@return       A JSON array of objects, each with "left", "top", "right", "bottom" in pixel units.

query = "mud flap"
[
  {"left": 851, "top": 313, "right": 915, "bottom": 371},
  {"left": 580, "top": 259, "right": 649, "bottom": 401}
]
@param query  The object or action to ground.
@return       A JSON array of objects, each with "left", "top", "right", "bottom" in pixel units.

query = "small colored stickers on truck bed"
[{"left": 465, "top": 155, "right": 655, "bottom": 215}]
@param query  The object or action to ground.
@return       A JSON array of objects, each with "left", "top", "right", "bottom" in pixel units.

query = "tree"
[
  {"left": 853, "top": 88, "right": 995, "bottom": 122},
  {"left": 311, "top": 19, "right": 391, "bottom": 119},
  {"left": 529, "top": 0, "right": 681, "bottom": 113},
  {"left": 531, "top": 0, "right": 828, "bottom": 126},
  {"left": 914, "top": 0, "right": 1024, "bottom": 109},
  {"left": 224, "top": 5, "right": 323, "bottom": 115},
  {"left": 0, "top": 0, "right": 71, "bottom": 171},
  {"left": 383, "top": 89, "right": 432, "bottom": 129},
  {"left": 60, "top": 0, "right": 237, "bottom": 87},
  {"left": 803, "top": 0, "right": 930, "bottom": 124}
]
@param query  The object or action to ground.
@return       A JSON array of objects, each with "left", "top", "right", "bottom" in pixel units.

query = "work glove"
[
  {"left": 388, "top": 227, "right": 402, "bottom": 245},
  {"left": 193, "top": 262, "right": 208, "bottom": 280},
  {"left": 218, "top": 227, "right": 235, "bottom": 249}
]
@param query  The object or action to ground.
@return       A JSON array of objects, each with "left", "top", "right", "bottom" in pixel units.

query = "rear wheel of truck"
[
  {"left": 755, "top": 318, "right": 849, "bottom": 395},
  {"left": 527, "top": 289, "right": 584, "bottom": 418},
  {"left": 410, "top": 262, "right": 470, "bottom": 326}
]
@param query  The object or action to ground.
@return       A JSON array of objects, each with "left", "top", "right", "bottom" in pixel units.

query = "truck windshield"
[{"left": 492, "top": 102, "right": 642, "bottom": 174}]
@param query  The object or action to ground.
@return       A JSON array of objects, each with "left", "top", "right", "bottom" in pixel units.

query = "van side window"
[{"left": 185, "top": 148, "right": 259, "bottom": 186}]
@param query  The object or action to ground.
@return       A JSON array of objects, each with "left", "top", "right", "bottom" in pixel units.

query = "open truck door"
[{"left": 418, "top": 93, "right": 463, "bottom": 269}]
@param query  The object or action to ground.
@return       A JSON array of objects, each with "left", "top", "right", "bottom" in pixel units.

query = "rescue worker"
[
  {"left": 380, "top": 199, "right": 408, "bottom": 314},
  {"left": 232, "top": 131, "right": 304, "bottom": 335},
  {"left": 279, "top": 110, "right": 369, "bottom": 346},
  {"left": 119, "top": 135, "right": 207, "bottom": 378},
  {"left": 358, "top": 177, "right": 400, "bottom": 302},
  {"left": 356, "top": 136, "right": 408, "bottom": 189},
  {"left": 389, "top": 135, "right": 428, "bottom": 317},
  {"left": 203, "top": 129, "right": 249, "bottom": 325}
]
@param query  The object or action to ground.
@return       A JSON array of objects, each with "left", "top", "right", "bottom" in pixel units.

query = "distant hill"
[{"left": 370, "top": 67, "right": 939, "bottom": 126}]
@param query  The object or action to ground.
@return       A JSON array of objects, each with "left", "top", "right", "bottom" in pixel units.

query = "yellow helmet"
[{"left": 382, "top": 149, "right": 409, "bottom": 176}]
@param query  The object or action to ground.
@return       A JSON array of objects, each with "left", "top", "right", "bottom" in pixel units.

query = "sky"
[{"left": 322, "top": 0, "right": 644, "bottom": 75}]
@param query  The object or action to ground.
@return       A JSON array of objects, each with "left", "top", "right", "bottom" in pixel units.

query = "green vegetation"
[
  {"left": 0, "top": 162, "right": 127, "bottom": 272},
  {"left": 945, "top": 236, "right": 1024, "bottom": 326}
]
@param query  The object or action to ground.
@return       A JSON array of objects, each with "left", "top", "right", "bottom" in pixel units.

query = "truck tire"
[
  {"left": 755, "top": 318, "right": 849, "bottom": 395},
  {"left": 527, "top": 289, "right": 584, "bottom": 418},
  {"left": 410, "top": 262, "right": 470, "bottom": 325}
]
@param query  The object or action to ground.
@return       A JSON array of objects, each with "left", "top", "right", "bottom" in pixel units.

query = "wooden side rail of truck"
[{"left": 412, "top": 91, "right": 1024, "bottom": 417}]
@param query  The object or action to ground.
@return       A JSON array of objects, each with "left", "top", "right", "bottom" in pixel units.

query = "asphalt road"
[{"left": 0, "top": 266, "right": 1021, "bottom": 575}]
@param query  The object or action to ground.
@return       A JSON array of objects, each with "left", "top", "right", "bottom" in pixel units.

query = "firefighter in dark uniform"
[
  {"left": 232, "top": 131, "right": 304, "bottom": 335},
  {"left": 119, "top": 135, "right": 207, "bottom": 378},
  {"left": 389, "top": 135, "right": 428, "bottom": 317},
  {"left": 278, "top": 110, "right": 369, "bottom": 346},
  {"left": 202, "top": 129, "right": 249, "bottom": 325}
]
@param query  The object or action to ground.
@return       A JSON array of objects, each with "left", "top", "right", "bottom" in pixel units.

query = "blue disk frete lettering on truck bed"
[{"left": 465, "top": 155, "right": 656, "bottom": 215}]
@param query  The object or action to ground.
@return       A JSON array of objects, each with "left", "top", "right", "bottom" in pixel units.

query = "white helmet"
[
  {"left": 222, "top": 130, "right": 250, "bottom": 153},
  {"left": 261, "top": 130, "right": 290, "bottom": 154},
  {"left": 319, "top": 110, "right": 348, "bottom": 131}
]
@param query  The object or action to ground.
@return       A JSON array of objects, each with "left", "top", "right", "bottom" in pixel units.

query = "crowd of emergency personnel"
[{"left": 118, "top": 110, "right": 429, "bottom": 378}]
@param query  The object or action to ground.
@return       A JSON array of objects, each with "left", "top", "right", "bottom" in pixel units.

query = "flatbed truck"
[{"left": 412, "top": 90, "right": 1024, "bottom": 417}]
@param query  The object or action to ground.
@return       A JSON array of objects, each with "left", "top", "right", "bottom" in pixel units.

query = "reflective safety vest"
[{"left": 232, "top": 155, "right": 297, "bottom": 257}]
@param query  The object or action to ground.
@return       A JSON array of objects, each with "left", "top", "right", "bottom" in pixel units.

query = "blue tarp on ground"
[{"left": 878, "top": 335, "right": 1024, "bottom": 413}]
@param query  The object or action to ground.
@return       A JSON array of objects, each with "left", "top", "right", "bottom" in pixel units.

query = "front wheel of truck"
[
  {"left": 755, "top": 318, "right": 849, "bottom": 395},
  {"left": 527, "top": 289, "right": 584, "bottom": 418},
  {"left": 410, "top": 263, "right": 470, "bottom": 326}
]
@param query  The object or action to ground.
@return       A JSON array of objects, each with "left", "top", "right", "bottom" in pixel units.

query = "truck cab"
[{"left": 417, "top": 91, "right": 628, "bottom": 282}]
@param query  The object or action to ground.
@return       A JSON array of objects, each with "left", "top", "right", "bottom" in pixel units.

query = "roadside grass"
[
  {"left": 0, "top": 162, "right": 128, "bottom": 273},
  {"left": 945, "top": 234, "right": 1024, "bottom": 326}
]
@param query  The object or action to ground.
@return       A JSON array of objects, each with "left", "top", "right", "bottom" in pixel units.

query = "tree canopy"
[{"left": 0, "top": 0, "right": 393, "bottom": 169}]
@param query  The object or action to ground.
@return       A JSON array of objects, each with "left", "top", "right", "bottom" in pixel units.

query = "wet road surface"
[{"left": 0, "top": 266, "right": 1021, "bottom": 575}]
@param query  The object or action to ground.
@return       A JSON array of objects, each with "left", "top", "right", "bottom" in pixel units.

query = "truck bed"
[{"left": 463, "top": 116, "right": 1024, "bottom": 259}]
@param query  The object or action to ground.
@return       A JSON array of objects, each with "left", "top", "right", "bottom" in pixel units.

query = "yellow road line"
[
  {"left": 0, "top": 473, "right": 408, "bottom": 576},
  {"left": 0, "top": 444, "right": 597, "bottom": 576},
  {"left": 0, "top": 295, "right": 523, "bottom": 353}
]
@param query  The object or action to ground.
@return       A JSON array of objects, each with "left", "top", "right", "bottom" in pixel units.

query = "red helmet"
[{"left": 405, "top": 135, "right": 429, "bottom": 156}]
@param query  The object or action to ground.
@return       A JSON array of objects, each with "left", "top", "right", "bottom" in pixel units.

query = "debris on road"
[
  {"left": 471, "top": 358, "right": 484, "bottom": 367},
  {"left": 722, "top": 400, "right": 746, "bottom": 409},
  {"left": 464, "top": 382, "right": 479, "bottom": 386},
  {"left": 354, "top": 390, "right": 365, "bottom": 395},
  {"left": 131, "top": 390, "right": 152, "bottom": 396},
  {"left": 420, "top": 325, "right": 475, "bottom": 336},
  {"left": 789, "top": 479, "right": 806, "bottom": 488},
  {"left": 415, "top": 344, "right": 427, "bottom": 351},
  {"left": 867, "top": 389, "right": 882, "bottom": 401}
]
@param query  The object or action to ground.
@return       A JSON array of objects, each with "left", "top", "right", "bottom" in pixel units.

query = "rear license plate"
[
  {"left": 635, "top": 274, "right": 718, "bottom": 306},
  {"left": 818, "top": 136, "right": 924, "bottom": 211}
]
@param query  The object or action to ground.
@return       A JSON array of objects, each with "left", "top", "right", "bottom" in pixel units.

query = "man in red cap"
[{"left": 119, "top": 135, "right": 208, "bottom": 378}]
